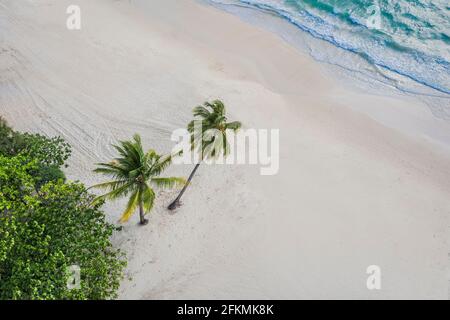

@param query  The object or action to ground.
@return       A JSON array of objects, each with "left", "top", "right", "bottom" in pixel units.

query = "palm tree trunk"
[
  {"left": 139, "top": 202, "right": 148, "bottom": 225},
  {"left": 168, "top": 163, "right": 201, "bottom": 210}
]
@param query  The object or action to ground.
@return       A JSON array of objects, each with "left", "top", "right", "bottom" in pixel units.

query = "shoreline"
[
  {"left": 1, "top": 0, "right": 449, "bottom": 299},
  {"left": 200, "top": 0, "right": 450, "bottom": 150},
  {"left": 203, "top": 0, "right": 450, "bottom": 96}
]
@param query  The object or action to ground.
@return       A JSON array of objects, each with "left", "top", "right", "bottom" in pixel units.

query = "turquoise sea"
[{"left": 205, "top": 0, "right": 450, "bottom": 116}]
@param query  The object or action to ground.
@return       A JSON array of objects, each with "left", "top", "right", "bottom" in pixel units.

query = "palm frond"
[
  {"left": 94, "top": 162, "right": 130, "bottom": 180},
  {"left": 187, "top": 119, "right": 207, "bottom": 134},
  {"left": 223, "top": 134, "right": 231, "bottom": 157},
  {"left": 119, "top": 190, "right": 140, "bottom": 223},
  {"left": 193, "top": 105, "right": 212, "bottom": 119},
  {"left": 151, "top": 154, "right": 173, "bottom": 175},
  {"left": 89, "top": 180, "right": 129, "bottom": 191},
  {"left": 92, "top": 182, "right": 135, "bottom": 204},
  {"left": 226, "top": 121, "right": 242, "bottom": 131},
  {"left": 209, "top": 100, "right": 225, "bottom": 116},
  {"left": 151, "top": 177, "right": 186, "bottom": 189},
  {"left": 140, "top": 184, "right": 155, "bottom": 213}
]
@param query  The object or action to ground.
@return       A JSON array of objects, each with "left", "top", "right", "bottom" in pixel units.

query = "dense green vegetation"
[{"left": 0, "top": 117, "right": 126, "bottom": 300}]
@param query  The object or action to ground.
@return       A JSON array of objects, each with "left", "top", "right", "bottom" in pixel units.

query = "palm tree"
[
  {"left": 168, "top": 100, "right": 242, "bottom": 210},
  {"left": 92, "top": 134, "right": 185, "bottom": 225}
]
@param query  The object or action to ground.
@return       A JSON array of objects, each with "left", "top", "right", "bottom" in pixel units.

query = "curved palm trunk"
[
  {"left": 139, "top": 202, "right": 148, "bottom": 225},
  {"left": 168, "top": 163, "right": 201, "bottom": 210}
]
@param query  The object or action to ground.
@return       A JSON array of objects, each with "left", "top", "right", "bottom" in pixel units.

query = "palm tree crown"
[
  {"left": 188, "top": 100, "right": 242, "bottom": 160},
  {"left": 92, "top": 134, "right": 185, "bottom": 224}
]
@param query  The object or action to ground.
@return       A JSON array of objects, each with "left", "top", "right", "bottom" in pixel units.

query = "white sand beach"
[{"left": 1, "top": 0, "right": 449, "bottom": 299}]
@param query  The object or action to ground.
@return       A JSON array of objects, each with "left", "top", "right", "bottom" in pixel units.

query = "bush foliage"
[{"left": 0, "top": 118, "right": 126, "bottom": 300}]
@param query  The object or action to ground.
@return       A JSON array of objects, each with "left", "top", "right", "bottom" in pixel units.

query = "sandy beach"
[{"left": 1, "top": 0, "right": 449, "bottom": 299}]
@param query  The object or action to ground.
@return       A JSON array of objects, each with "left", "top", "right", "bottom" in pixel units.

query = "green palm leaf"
[
  {"left": 120, "top": 189, "right": 140, "bottom": 223},
  {"left": 225, "top": 121, "right": 242, "bottom": 131},
  {"left": 151, "top": 177, "right": 186, "bottom": 189},
  {"left": 140, "top": 184, "right": 155, "bottom": 213}
]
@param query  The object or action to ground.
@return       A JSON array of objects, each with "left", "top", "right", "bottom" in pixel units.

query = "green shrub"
[
  {"left": 0, "top": 118, "right": 126, "bottom": 300},
  {"left": 0, "top": 117, "right": 24, "bottom": 156},
  {"left": 32, "top": 164, "right": 67, "bottom": 190},
  {"left": 0, "top": 117, "right": 71, "bottom": 189},
  {"left": 0, "top": 155, "right": 126, "bottom": 300}
]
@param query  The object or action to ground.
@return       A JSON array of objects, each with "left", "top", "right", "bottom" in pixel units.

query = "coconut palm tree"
[
  {"left": 92, "top": 134, "right": 185, "bottom": 225},
  {"left": 168, "top": 100, "right": 242, "bottom": 210}
]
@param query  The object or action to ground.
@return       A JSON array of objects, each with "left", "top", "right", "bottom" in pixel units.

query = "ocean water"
[{"left": 204, "top": 0, "right": 450, "bottom": 118}]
